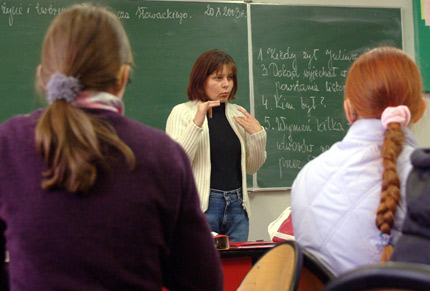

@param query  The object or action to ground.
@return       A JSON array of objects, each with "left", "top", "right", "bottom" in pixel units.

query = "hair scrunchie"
[
  {"left": 46, "top": 73, "right": 82, "bottom": 104},
  {"left": 381, "top": 105, "right": 411, "bottom": 128},
  {"left": 378, "top": 233, "right": 393, "bottom": 247}
]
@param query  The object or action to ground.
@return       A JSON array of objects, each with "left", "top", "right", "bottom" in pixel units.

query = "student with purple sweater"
[{"left": 0, "top": 4, "right": 223, "bottom": 290}]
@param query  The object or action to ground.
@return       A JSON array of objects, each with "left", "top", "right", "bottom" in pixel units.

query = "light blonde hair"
[{"left": 35, "top": 4, "right": 135, "bottom": 193}]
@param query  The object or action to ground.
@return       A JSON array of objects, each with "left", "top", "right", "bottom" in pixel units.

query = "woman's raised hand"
[
  {"left": 234, "top": 107, "right": 263, "bottom": 134},
  {"left": 193, "top": 101, "right": 221, "bottom": 127}
]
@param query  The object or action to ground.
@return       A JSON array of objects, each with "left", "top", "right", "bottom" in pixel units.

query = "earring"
[
  {"left": 350, "top": 108, "right": 357, "bottom": 121},
  {"left": 348, "top": 100, "right": 357, "bottom": 121}
]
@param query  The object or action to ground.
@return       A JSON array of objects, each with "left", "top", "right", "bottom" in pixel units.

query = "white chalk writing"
[{"left": 255, "top": 46, "right": 354, "bottom": 181}]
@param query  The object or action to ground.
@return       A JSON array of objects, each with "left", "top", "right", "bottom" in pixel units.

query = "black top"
[{"left": 207, "top": 102, "right": 242, "bottom": 190}]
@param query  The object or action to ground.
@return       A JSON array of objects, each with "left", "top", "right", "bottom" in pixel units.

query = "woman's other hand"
[
  {"left": 193, "top": 101, "right": 221, "bottom": 127},
  {"left": 234, "top": 108, "right": 263, "bottom": 134}
]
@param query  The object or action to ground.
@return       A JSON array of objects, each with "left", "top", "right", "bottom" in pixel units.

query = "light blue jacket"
[{"left": 291, "top": 119, "right": 418, "bottom": 276}]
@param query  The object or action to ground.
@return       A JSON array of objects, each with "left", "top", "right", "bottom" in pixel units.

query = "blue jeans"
[{"left": 205, "top": 188, "right": 249, "bottom": 242}]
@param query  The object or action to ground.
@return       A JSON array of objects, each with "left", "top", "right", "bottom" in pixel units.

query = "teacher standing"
[{"left": 166, "top": 50, "right": 267, "bottom": 242}]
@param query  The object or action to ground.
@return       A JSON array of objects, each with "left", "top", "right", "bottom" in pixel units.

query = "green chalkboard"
[
  {"left": 0, "top": 1, "right": 406, "bottom": 189},
  {"left": 0, "top": 0, "right": 249, "bottom": 127},
  {"left": 413, "top": 0, "right": 430, "bottom": 92},
  {"left": 251, "top": 5, "right": 402, "bottom": 188}
]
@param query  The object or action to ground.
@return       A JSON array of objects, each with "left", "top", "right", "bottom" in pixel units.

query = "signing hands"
[
  {"left": 234, "top": 108, "right": 263, "bottom": 134},
  {"left": 193, "top": 102, "right": 263, "bottom": 134},
  {"left": 193, "top": 101, "right": 220, "bottom": 127}
]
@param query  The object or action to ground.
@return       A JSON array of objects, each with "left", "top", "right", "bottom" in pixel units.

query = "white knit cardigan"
[{"left": 166, "top": 101, "right": 267, "bottom": 217}]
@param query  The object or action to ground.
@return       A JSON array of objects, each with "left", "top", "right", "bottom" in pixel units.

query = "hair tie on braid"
[
  {"left": 381, "top": 105, "right": 411, "bottom": 128},
  {"left": 378, "top": 233, "right": 393, "bottom": 247},
  {"left": 46, "top": 73, "right": 82, "bottom": 104}
]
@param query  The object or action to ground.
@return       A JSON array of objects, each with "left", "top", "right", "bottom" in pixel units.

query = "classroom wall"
[
  {"left": 2, "top": 0, "right": 421, "bottom": 241},
  {"left": 164, "top": 0, "right": 424, "bottom": 241}
]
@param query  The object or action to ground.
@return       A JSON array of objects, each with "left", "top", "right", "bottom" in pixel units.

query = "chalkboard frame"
[{"left": 412, "top": 0, "right": 430, "bottom": 92}]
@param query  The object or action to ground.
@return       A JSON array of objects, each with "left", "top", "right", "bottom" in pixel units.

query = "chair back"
[
  {"left": 323, "top": 261, "right": 430, "bottom": 291},
  {"left": 237, "top": 240, "right": 303, "bottom": 291},
  {"left": 298, "top": 250, "right": 335, "bottom": 291}
]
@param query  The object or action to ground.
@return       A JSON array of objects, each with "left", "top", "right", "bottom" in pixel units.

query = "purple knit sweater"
[{"left": 0, "top": 109, "right": 223, "bottom": 291}]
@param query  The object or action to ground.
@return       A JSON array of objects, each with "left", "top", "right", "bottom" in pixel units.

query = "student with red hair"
[{"left": 291, "top": 47, "right": 426, "bottom": 276}]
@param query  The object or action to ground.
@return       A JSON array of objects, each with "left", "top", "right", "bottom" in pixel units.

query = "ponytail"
[
  {"left": 376, "top": 122, "right": 404, "bottom": 261},
  {"left": 35, "top": 100, "right": 135, "bottom": 193},
  {"left": 36, "top": 5, "right": 136, "bottom": 193},
  {"left": 376, "top": 105, "right": 411, "bottom": 261}
]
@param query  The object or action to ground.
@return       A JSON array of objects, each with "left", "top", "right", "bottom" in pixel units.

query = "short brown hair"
[{"left": 187, "top": 49, "right": 238, "bottom": 102}]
